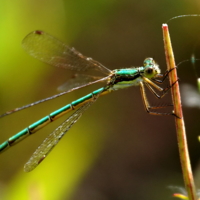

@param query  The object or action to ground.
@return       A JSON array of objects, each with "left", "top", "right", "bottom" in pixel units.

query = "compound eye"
[
  {"left": 145, "top": 67, "right": 153, "bottom": 74},
  {"left": 143, "top": 58, "right": 154, "bottom": 67}
]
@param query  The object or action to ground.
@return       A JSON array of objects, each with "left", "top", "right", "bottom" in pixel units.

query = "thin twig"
[{"left": 162, "top": 24, "right": 197, "bottom": 200}]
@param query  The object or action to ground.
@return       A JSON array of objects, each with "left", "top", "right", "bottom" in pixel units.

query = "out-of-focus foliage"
[{"left": 0, "top": 1, "right": 200, "bottom": 200}]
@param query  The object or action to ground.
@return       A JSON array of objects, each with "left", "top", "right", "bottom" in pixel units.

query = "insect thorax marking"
[{"left": 111, "top": 70, "right": 142, "bottom": 90}]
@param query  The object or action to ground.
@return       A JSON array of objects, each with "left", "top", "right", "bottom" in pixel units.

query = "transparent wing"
[
  {"left": 24, "top": 100, "right": 95, "bottom": 172},
  {"left": 22, "top": 30, "right": 111, "bottom": 75},
  {"left": 0, "top": 75, "right": 110, "bottom": 118},
  {"left": 58, "top": 74, "right": 104, "bottom": 92}
]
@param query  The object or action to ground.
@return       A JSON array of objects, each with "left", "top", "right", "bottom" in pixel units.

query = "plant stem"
[{"left": 162, "top": 24, "right": 197, "bottom": 200}]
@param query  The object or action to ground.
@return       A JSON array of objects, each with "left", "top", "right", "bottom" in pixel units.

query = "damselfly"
[{"left": 0, "top": 30, "right": 176, "bottom": 172}]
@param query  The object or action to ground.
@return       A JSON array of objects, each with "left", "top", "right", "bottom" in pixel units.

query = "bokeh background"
[{"left": 0, "top": 0, "right": 200, "bottom": 200}]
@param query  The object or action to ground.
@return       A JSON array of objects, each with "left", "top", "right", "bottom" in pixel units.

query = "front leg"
[
  {"left": 139, "top": 81, "right": 177, "bottom": 116},
  {"left": 152, "top": 67, "right": 176, "bottom": 84}
]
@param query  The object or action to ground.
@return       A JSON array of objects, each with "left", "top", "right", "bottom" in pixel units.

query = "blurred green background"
[{"left": 0, "top": 0, "right": 200, "bottom": 200}]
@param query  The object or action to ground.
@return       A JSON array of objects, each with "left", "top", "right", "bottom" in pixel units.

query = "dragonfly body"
[
  {"left": 0, "top": 30, "right": 174, "bottom": 171},
  {"left": 0, "top": 87, "right": 108, "bottom": 152},
  {"left": 0, "top": 65, "right": 156, "bottom": 151}
]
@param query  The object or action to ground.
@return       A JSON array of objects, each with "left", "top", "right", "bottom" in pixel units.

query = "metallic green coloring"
[{"left": 0, "top": 31, "right": 172, "bottom": 172}]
